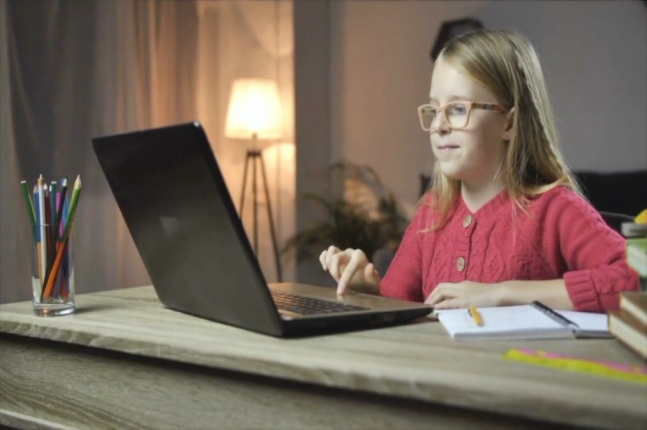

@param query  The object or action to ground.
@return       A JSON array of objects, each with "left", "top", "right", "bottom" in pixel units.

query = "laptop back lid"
[{"left": 92, "top": 122, "right": 284, "bottom": 336}]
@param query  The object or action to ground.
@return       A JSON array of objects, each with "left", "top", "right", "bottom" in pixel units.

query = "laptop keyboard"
[{"left": 270, "top": 290, "right": 369, "bottom": 315}]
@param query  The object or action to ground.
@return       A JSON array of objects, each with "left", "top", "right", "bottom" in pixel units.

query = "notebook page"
[
  {"left": 557, "top": 311, "right": 609, "bottom": 334},
  {"left": 437, "top": 305, "right": 571, "bottom": 339}
]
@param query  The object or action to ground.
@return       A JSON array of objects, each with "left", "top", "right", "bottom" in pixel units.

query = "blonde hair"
[{"left": 427, "top": 29, "right": 581, "bottom": 229}]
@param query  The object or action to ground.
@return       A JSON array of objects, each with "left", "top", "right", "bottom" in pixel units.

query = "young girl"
[{"left": 319, "top": 29, "right": 640, "bottom": 313}]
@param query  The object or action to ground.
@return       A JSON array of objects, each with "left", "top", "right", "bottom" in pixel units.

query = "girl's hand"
[
  {"left": 425, "top": 281, "right": 505, "bottom": 309},
  {"left": 319, "top": 246, "right": 381, "bottom": 295}
]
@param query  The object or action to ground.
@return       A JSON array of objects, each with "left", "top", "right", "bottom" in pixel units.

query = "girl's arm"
[
  {"left": 533, "top": 192, "right": 640, "bottom": 312},
  {"left": 426, "top": 191, "right": 640, "bottom": 312},
  {"left": 499, "top": 279, "right": 572, "bottom": 310}
]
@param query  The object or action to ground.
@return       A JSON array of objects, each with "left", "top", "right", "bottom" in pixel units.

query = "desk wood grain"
[{"left": 1, "top": 286, "right": 645, "bottom": 429}]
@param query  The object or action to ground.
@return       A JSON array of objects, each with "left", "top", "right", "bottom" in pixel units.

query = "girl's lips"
[{"left": 437, "top": 144, "right": 460, "bottom": 150}]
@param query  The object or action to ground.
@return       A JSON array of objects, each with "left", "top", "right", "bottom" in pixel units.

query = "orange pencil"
[{"left": 43, "top": 241, "right": 69, "bottom": 298}]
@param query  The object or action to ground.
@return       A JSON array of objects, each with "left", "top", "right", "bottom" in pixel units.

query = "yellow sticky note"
[{"left": 504, "top": 348, "right": 647, "bottom": 384}]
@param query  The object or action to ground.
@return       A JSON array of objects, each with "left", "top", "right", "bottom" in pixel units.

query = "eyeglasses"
[{"left": 417, "top": 101, "right": 509, "bottom": 131}]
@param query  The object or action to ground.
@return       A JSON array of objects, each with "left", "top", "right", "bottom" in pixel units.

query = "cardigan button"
[
  {"left": 463, "top": 214, "right": 473, "bottom": 228},
  {"left": 457, "top": 257, "right": 466, "bottom": 272}
]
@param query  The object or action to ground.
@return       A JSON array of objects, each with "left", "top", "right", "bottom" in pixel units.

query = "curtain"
[
  {"left": 1, "top": 0, "right": 199, "bottom": 303},
  {"left": 0, "top": 0, "right": 26, "bottom": 304},
  {"left": 1, "top": 0, "right": 295, "bottom": 304}
]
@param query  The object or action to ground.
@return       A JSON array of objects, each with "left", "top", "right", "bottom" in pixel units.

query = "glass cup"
[{"left": 31, "top": 223, "right": 75, "bottom": 316}]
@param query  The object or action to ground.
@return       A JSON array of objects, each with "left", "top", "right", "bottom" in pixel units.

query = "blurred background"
[{"left": 1, "top": 0, "right": 646, "bottom": 304}]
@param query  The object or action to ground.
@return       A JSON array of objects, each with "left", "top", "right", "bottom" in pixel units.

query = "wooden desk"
[{"left": 1, "top": 287, "right": 645, "bottom": 430}]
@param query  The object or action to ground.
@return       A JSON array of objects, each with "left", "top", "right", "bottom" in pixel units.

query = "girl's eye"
[
  {"left": 449, "top": 104, "right": 467, "bottom": 115},
  {"left": 425, "top": 107, "right": 438, "bottom": 117}
]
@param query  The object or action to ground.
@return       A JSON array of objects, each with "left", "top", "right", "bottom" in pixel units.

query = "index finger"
[{"left": 337, "top": 251, "right": 363, "bottom": 295}]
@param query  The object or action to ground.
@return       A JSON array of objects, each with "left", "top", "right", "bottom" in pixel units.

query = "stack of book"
[
  {"left": 626, "top": 237, "right": 647, "bottom": 292},
  {"left": 622, "top": 209, "right": 647, "bottom": 292},
  {"left": 609, "top": 292, "right": 647, "bottom": 360}
]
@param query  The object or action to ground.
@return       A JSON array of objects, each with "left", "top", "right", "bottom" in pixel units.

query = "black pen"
[{"left": 531, "top": 301, "right": 579, "bottom": 329}]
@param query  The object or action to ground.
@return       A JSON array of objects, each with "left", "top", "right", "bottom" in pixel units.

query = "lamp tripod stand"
[{"left": 239, "top": 148, "right": 282, "bottom": 282}]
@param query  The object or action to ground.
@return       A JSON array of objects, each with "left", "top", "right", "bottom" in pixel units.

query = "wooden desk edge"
[{"left": 1, "top": 320, "right": 644, "bottom": 430}]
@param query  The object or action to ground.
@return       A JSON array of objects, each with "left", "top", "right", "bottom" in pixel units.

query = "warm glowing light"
[{"left": 225, "top": 78, "right": 282, "bottom": 140}]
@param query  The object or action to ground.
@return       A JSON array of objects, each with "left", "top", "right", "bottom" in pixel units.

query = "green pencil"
[
  {"left": 20, "top": 180, "right": 37, "bottom": 242},
  {"left": 59, "top": 175, "right": 82, "bottom": 244}
]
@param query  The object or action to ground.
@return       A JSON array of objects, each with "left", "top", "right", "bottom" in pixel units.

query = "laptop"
[{"left": 92, "top": 122, "right": 432, "bottom": 337}]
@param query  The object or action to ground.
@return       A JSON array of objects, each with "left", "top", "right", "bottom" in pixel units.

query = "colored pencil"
[
  {"left": 44, "top": 185, "right": 53, "bottom": 269},
  {"left": 34, "top": 185, "right": 43, "bottom": 290},
  {"left": 51, "top": 191, "right": 62, "bottom": 297},
  {"left": 58, "top": 181, "right": 67, "bottom": 238},
  {"left": 60, "top": 175, "right": 81, "bottom": 245},
  {"left": 469, "top": 305, "right": 484, "bottom": 327},
  {"left": 56, "top": 178, "right": 67, "bottom": 241},
  {"left": 50, "top": 181, "right": 57, "bottom": 243},
  {"left": 37, "top": 176, "right": 47, "bottom": 293},
  {"left": 20, "top": 181, "right": 37, "bottom": 242},
  {"left": 43, "top": 176, "right": 82, "bottom": 299},
  {"left": 61, "top": 196, "right": 69, "bottom": 297}
]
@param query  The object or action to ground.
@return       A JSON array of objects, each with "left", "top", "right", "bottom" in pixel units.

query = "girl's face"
[{"left": 428, "top": 60, "right": 513, "bottom": 186}]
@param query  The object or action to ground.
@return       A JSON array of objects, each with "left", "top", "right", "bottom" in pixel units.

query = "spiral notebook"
[{"left": 437, "top": 301, "right": 611, "bottom": 340}]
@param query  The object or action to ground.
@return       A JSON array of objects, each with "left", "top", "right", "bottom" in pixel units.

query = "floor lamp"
[{"left": 225, "top": 78, "right": 283, "bottom": 282}]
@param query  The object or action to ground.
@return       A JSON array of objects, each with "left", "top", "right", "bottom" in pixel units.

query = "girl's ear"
[{"left": 502, "top": 107, "right": 516, "bottom": 141}]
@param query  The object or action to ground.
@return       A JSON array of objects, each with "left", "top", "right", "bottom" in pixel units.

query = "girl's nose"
[{"left": 431, "top": 109, "right": 451, "bottom": 134}]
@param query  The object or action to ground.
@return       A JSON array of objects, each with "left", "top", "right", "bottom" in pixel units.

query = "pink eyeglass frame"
[{"left": 417, "top": 101, "right": 509, "bottom": 131}]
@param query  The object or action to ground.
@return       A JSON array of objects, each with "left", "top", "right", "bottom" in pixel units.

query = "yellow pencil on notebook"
[{"left": 469, "top": 305, "right": 484, "bottom": 327}]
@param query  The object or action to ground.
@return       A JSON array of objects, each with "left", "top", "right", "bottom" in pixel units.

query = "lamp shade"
[{"left": 224, "top": 78, "right": 282, "bottom": 140}]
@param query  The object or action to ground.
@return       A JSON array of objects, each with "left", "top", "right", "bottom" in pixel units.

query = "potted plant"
[{"left": 281, "top": 163, "right": 408, "bottom": 274}]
